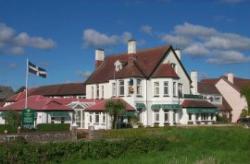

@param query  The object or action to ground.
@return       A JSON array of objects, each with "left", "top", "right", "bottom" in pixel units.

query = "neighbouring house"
[
  {"left": 0, "top": 85, "right": 14, "bottom": 104},
  {"left": 83, "top": 40, "right": 217, "bottom": 129},
  {"left": 198, "top": 73, "right": 250, "bottom": 123}
]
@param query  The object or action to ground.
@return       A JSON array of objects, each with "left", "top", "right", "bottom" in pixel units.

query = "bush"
[
  {"left": 0, "top": 125, "right": 17, "bottom": 134},
  {"left": 36, "top": 123, "right": 70, "bottom": 132},
  {"left": 0, "top": 137, "right": 169, "bottom": 163}
]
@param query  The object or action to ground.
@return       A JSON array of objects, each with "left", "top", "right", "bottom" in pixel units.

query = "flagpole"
[{"left": 25, "top": 58, "right": 29, "bottom": 109}]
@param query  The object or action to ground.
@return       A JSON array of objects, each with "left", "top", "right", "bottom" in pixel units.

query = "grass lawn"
[{"left": 65, "top": 126, "right": 250, "bottom": 164}]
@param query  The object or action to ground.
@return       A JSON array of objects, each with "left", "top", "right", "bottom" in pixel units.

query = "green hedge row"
[
  {"left": 0, "top": 125, "right": 17, "bottom": 134},
  {"left": 0, "top": 137, "right": 168, "bottom": 163},
  {"left": 36, "top": 123, "right": 70, "bottom": 132}
]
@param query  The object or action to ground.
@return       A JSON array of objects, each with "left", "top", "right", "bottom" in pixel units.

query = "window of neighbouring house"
[
  {"left": 163, "top": 81, "right": 169, "bottom": 97},
  {"left": 119, "top": 80, "right": 124, "bottom": 96},
  {"left": 188, "top": 113, "right": 192, "bottom": 121},
  {"left": 103, "top": 114, "right": 105, "bottom": 123},
  {"left": 90, "top": 115, "right": 92, "bottom": 123},
  {"left": 178, "top": 83, "right": 183, "bottom": 98},
  {"left": 91, "top": 86, "right": 94, "bottom": 99},
  {"left": 96, "top": 85, "right": 99, "bottom": 99},
  {"left": 136, "top": 79, "right": 142, "bottom": 96},
  {"left": 154, "top": 111, "right": 160, "bottom": 122},
  {"left": 154, "top": 82, "right": 160, "bottom": 97},
  {"left": 173, "top": 82, "right": 177, "bottom": 97},
  {"left": 101, "top": 85, "right": 104, "bottom": 98},
  {"left": 164, "top": 112, "right": 169, "bottom": 122},
  {"left": 95, "top": 113, "right": 99, "bottom": 123},
  {"left": 112, "top": 83, "right": 116, "bottom": 97}
]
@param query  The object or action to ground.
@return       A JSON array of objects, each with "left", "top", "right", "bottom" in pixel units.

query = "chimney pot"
[
  {"left": 128, "top": 39, "right": 136, "bottom": 54},
  {"left": 95, "top": 49, "right": 104, "bottom": 69},
  {"left": 227, "top": 73, "right": 234, "bottom": 83}
]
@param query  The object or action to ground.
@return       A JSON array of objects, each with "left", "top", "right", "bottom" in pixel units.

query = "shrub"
[
  {"left": 36, "top": 123, "right": 70, "bottom": 132},
  {"left": 0, "top": 137, "right": 168, "bottom": 163},
  {"left": 0, "top": 125, "right": 17, "bottom": 134}
]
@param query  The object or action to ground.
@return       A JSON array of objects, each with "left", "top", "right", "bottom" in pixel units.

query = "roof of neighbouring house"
[
  {"left": 2, "top": 95, "right": 74, "bottom": 111},
  {"left": 85, "top": 98, "right": 135, "bottom": 112},
  {"left": 198, "top": 76, "right": 250, "bottom": 95},
  {"left": 85, "top": 45, "right": 190, "bottom": 84},
  {"left": 7, "top": 83, "right": 86, "bottom": 102},
  {"left": 182, "top": 100, "right": 216, "bottom": 108}
]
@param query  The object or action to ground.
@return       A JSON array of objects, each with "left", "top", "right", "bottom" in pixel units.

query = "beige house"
[{"left": 198, "top": 74, "right": 249, "bottom": 123}]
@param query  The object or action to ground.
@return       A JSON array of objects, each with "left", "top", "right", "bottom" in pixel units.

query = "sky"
[{"left": 0, "top": 0, "right": 250, "bottom": 90}]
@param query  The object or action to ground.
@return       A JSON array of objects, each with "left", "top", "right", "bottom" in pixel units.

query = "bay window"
[
  {"left": 136, "top": 79, "right": 142, "bottom": 96},
  {"left": 95, "top": 113, "right": 99, "bottom": 124},
  {"left": 163, "top": 81, "right": 169, "bottom": 97},
  {"left": 101, "top": 85, "right": 104, "bottom": 98},
  {"left": 96, "top": 85, "right": 99, "bottom": 99},
  {"left": 173, "top": 82, "right": 177, "bottom": 97},
  {"left": 178, "top": 83, "right": 183, "bottom": 98}
]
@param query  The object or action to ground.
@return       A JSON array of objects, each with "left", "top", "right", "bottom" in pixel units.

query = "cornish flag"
[{"left": 28, "top": 61, "right": 47, "bottom": 78}]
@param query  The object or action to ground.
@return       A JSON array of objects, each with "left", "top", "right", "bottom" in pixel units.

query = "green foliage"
[
  {"left": 240, "top": 109, "right": 248, "bottom": 118},
  {"left": 0, "top": 124, "right": 17, "bottom": 133},
  {"left": 36, "top": 123, "right": 70, "bottom": 132},
  {"left": 241, "top": 86, "right": 250, "bottom": 115},
  {"left": 216, "top": 115, "right": 230, "bottom": 123},
  {"left": 0, "top": 137, "right": 168, "bottom": 163},
  {"left": 3, "top": 111, "right": 21, "bottom": 129},
  {"left": 105, "top": 99, "right": 126, "bottom": 129}
]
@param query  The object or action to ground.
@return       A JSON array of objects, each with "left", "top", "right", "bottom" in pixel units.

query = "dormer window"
[{"left": 114, "top": 60, "right": 123, "bottom": 72}]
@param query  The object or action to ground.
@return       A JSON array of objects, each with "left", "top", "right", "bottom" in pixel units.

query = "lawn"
[{"left": 65, "top": 126, "right": 250, "bottom": 164}]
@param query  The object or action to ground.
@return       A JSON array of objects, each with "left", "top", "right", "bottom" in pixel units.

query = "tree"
[
  {"left": 240, "top": 86, "right": 250, "bottom": 116},
  {"left": 105, "top": 99, "right": 125, "bottom": 129},
  {"left": 4, "top": 110, "right": 21, "bottom": 128}
]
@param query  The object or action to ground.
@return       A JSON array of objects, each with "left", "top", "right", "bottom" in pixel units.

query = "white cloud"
[
  {"left": 77, "top": 70, "right": 92, "bottom": 80},
  {"left": 152, "top": 22, "right": 250, "bottom": 64},
  {"left": 207, "top": 50, "right": 250, "bottom": 64},
  {"left": 183, "top": 43, "right": 209, "bottom": 56},
  {"left": 83, "top": 29, "right": 133, "bottom": 48},
  {"left": 0, "top": 22, "right": 56, "bottom": 55},
  {"left": 140, "top": 25, "right": 153, "bottom": 35},
  {"left": 161, "top": 34, "right": 191, "bottom": 47}
]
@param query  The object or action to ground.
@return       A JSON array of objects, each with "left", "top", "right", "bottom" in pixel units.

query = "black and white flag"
[{"left": 28, "top": 61, "right": 47, "bottom": 78}]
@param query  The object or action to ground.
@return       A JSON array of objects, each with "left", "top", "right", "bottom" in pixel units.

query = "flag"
[{"left": 28, "top": 61, "right": 47, "bottom": 78}]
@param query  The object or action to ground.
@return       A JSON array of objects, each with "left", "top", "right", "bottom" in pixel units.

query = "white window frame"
[
  {"left": 101, "top": 85, "right": 104, "bottom": 99},
  {"left": 112, "top": 83, "right": 116, "bottom": 97},
  {"left": 154, "top": 82, "right": 160, "bottom": 97},
  {"left": 95, "top": 113, "right": 99, "bottom": 124},
  {"left": 154, "top": 111, "right": 160, "bottom": 122},
  {"left": 178, "top": 83, "right": 183, "bottom": 98},
  {"left": 96, "top": 85, "right": 99, "bottom": 99},
  {"left": 119, "top": 80, "right": 124, "bottom": 96},
  {"left": 173, "top": 82, "right": 177, "bottom": 97},
  {"left": 136, "top": 79, "right": 142, "bottom": 97},
  {"left": 91, "top": 86, "right": 94, "bottom": 99},
  {"left": 163, "top": 81, "right": 169, "bottom": 97}
]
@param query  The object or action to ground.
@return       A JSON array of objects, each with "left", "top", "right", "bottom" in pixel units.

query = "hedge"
[
  {"left": 36, "top": 123, "right": 70, "bottom": 132},
  {"left": 0, "top": 125, "right": 17, "bottom": 134},
  {"left": 0, "top": 137, "right": 168, "bottom": 163}
]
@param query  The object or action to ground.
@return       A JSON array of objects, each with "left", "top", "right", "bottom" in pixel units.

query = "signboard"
[{"left": 22, "top": 108, "right": 35, "bottom": 129}]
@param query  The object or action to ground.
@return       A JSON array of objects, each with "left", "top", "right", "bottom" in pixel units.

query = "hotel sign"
[{"left": 22, "top": 108, "right": 35, "bottom": 129}]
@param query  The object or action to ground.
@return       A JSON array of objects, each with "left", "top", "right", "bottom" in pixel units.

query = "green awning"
[
  {"left": 162, "top": 104, "right": 181, "bottom": 110},
  {"left": 187, "top": 108, "right": 218, "bottom": 114},
  {"left": 136, "top": 103, "right": 146, "bottom": 111},
  {"left": 152, "top": 104, "right": 181, "bottom": 111},
  {"left": 48, "top": 112, "right": 71, "bottom": 117},
  {"left": 124, "top": 111, "right": 136, "bottom": 117},
  {"left": 151, "top": 104, "right": 162, "bottom": 110}
]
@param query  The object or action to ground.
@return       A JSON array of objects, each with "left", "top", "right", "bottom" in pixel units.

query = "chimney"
[
  {"left": 95, "top": 49, "right": 104, "bottom": 69},
  {"left": 175, "top": 49, "right": 181, "bottom": 60},
  {"left": 227, "top": 73, "right": 234, "bottom": 84},
  {"left": 191, "top": 71, "right": 198, "bottom": 94},
  {"left": 128, "top": 39, "right": 136, "bottom": 54}
]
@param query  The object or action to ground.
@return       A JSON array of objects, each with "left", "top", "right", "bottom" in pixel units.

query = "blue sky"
[{"left": 0, "top": 0, "right": 250, "bottom": 90}]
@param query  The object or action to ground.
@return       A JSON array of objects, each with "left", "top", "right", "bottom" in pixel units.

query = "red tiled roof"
[
  {"left": 198, "top": 78, "right": 220, "bottom": 94},
  {"left": 216, "top": 98, "right": 232, "bottom": 112},
  {"left": 86, "top": 98, "right": 135, "bottom": 112},
  {"left": 86, "top": 45, "right": 190, "bottom": 84},
  {"left": 151, "top": 63, "right": 179, "bottom": 79},
  {"left": 7, "top": 83, "right": 86, "bottom": 102},
  {"left": 182, "top": 100, "right": 216, "bottom": 108},
  {"left": 3, "top": 95, "right": 73, "bottom": 111}
]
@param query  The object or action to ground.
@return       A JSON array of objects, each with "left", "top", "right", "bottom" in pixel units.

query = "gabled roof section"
[
  {"left": 151, "top": 63, "right": 179, "bottom": 79},
  {"left": 85, "top": 45, "right": 171, "bottom": 84},
  {"left": 198, "top": 79, "right": 220, "bottom": 95}
]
